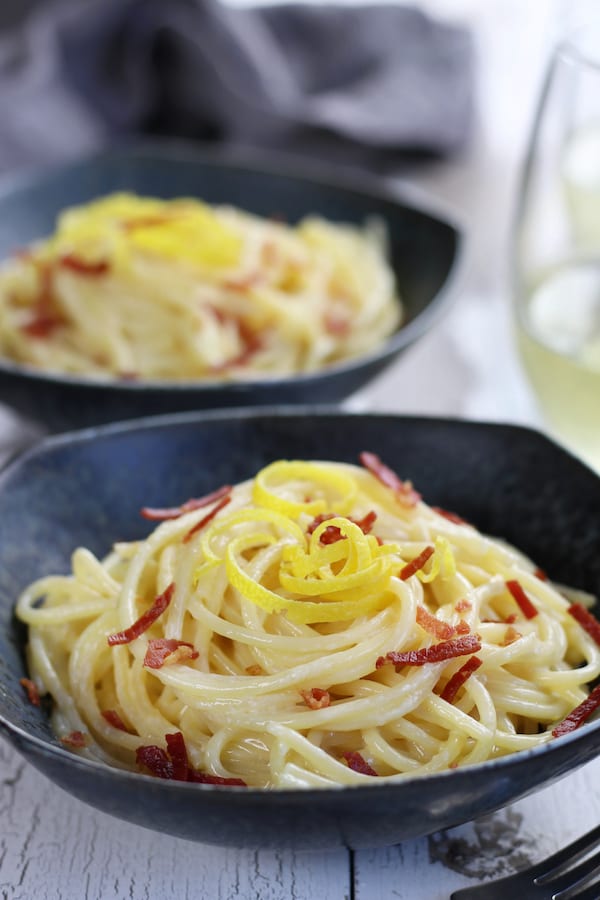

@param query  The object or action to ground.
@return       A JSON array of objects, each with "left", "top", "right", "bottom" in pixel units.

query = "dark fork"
[{"left": 450, "top": 824, "right": 600, "bottom": 899}]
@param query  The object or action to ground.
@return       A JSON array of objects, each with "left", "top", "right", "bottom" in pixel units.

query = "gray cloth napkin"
[{"left": 0, "top": 0, "right": 473, "bottom": 173}]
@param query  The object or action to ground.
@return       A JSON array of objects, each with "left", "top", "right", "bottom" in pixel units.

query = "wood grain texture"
[
  {"left": 353, "top": 757, "right": 600, "bottom": 899},
  {"left": 0, "top": 742, "right": 350, "bottom": 900}
]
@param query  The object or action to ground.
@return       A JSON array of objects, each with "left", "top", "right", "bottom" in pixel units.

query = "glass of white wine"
[{"left": 514, "top": 26, "right": 600, "bottom": 472}]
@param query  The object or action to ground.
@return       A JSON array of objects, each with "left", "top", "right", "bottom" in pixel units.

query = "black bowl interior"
[
  {"left": 2, "top": 410, "right": 598, "bottom": 850},
  {"left": 0, "top": 144, "right": 461, "bottom": 431}
]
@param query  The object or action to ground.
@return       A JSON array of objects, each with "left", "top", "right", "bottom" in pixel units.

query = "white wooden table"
[{"left": 2, "top": 2, "right": 600, "bottom": 898}]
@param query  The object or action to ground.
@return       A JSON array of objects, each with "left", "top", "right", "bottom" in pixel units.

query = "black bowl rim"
[
  {"left": 0, "top": 139, "right": 464, "bottom": 394},
  {"left": 0, "top": 406, "right": 598, "bottom": 801}
]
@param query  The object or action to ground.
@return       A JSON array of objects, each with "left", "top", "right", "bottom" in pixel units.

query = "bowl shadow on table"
[
  {"left": 0, "top": 142, "right": 461, "bottom": 433},
  {"left": 1, "top": 409, "right": 599, "bottom": 850}
]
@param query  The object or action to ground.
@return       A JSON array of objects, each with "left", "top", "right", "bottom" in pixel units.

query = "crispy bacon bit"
[
  {"left": 455, "top": 621, "right": 471, "bottom": 635},
  {"left": 144, "top": 639, "right": 199, "bottom": 669},
  {"left": 210, "top": 317, "right": 263, "bottom": 372},
  {"left": 416, "top": 606, "right": 456, "bottom": 640},
  {"left": 440, "top": 656, "right": 482, "bottom": 703},
  {"left": 455, "top": 599, "right": 472, "bottom": 613},
  {"left": 432, "top": 506, "right": 468, "bottom": 525},
  {"left": 534, "top": 567, "right": 548, "bottom": 582},
  {"left": 300, "top": 688, "right": 331, "bottom": 710},
  {"left": 502, "top": 625, "right": 522, "bottom": 646},
  {"left": 399, "top": 546, "right": 435, "bottom": 581},
  {"left": 136, "top": 744, "right": 174, "bottom": 779},
  {"left": 324, "top": 312, "right": 351, "bottom": 336},
  {"left": 506, "top": 580, "right": 538, "bottom": 619},
  {"left": 60, "top": 730, "right": 87, "bottom": 748},
  {"left": 141, "top": 485, "right": 232, "bottom": 520},
  {"left": 342, "top": 751, "right": 378, "bottom": 776},
  {"left": 376, "top": 634, "right": 482, "bottom": 670},
  {"left": 569, "top": 604, "right": 600, "bottom": 646},
  {"left": 101, "top": 709, "right": 132, "bottom": 733},
  {"left": 183, "top": 495, "right": 231, "bottom": 543},
  {"left": 20, "top": 677, "right": 40, "bottom": 706},
  {"left": 59, "top": 254, "right": 109, "bottom": 277},
  {"left": 165, "top": 731, "right": 189, "bottom": 781},
  {"left": 22, "top": 313, "right": 65, "bottom": 338},
  {"left": 21, "top": 262, "right": 65, "bottom": 338},
  {"left": 307, "top": 510, "right": 377, "bottom": 545},
  {"left": 107, "top": 583, "right": 175, "bottom": 645},
  {"left": 245, "top": 664, "right": 264, "bottom": 676},
  {"left": 136, "top": 731, "right": 247, "bottom": 785},
  {"left": 359, "top": 452, "right": 421, "bottom": 507},
  {"left": 552, "top": 684, "right": 600, "bottom": 737},
  {"left": 505, "top": 614, "right": 518, "bottom": 624}
]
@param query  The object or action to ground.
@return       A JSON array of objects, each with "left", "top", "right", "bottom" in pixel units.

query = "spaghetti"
[
  {"left": 16, "top": 456, "right": 600, "bottom": 788},
  {"left": 0, "top": 193, "right": 400, "bottom": 380}
]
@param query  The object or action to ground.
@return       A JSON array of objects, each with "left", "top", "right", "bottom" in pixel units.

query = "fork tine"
[
  {"left": 567, "top": 877, "right": 600, "bottom": 900},
  {"left": 449, "top": 826, "right": 600, "bottom": 900},
  {"left": 533, "top": 825, "right": 600, "bottom": 883},
  {"left": 540, "top": 845, "right": 600, "bottom": 896}
]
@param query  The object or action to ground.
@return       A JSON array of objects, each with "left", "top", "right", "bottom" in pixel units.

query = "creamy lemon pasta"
[
  {"left": 0, "top": 193, "right": 400, "bottom": 380},
  {"left": 16, "top": 455, "right": 600, "bottom": 788}
]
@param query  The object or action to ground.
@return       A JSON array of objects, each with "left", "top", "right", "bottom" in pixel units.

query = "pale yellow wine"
[{"left": 516, "top": 260, "right": 600, "bottom": 472}]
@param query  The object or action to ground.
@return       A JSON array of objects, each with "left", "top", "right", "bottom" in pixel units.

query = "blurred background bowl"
[
  {"left": 0, "top": 408, "right": 599, "bottom": 850},
  {"left": 0, "top": 142, "right": 461, "bottom": 432}
]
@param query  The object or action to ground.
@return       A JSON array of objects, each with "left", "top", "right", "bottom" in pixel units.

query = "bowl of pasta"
[
  {"left": 0, "top": 143, "right": 459, "bottom": 432},
  {"left": 1, "top": 408, "right": 600, "bottom": 849}
]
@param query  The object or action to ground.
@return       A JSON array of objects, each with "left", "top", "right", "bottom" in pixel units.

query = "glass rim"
[{"left": 557, "top": 24, "right": 600, "bottom": 71}]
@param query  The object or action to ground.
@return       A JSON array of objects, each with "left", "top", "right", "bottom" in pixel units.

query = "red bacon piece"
[
  {"left": 455, "top": 599, "right": 472, "bottom": 613},
  {"left": 376, "top": 634, "right": 482, "bottom": 670},
  {"left": 59, "top": 254, "right": 109, "bottom": 277},
  {"left": 440, "top": 656, "right": 482, "bottom": 703},
  {"left": 141, "top": 485, "right": 232, "bottom": 520},
  {"left": 455, "top": 621, "right": 471, "bottom": 635},
  {"left": 183, "top": 494, "right": 231, "bottom": 543},
  {"left": 432, "top": 506, "right": 468, "bottom": 525},
  {"left": 534, "top": 567, "right": 548, "bottom": 582},
  {"left": 552, "top": 684, "right": 600, "bottom": 737},
  {"left": 342, "top": 751, "right": 378, "bottom": 776},
  {"left": 19, "top": 678, "right": 40, "bottom": 706},
  {"left": 60, "top": 730, "right": 87, "bottom": 748},
  {"left": 21, "top": 261, "right": 65, "bottom": 338},
  {"left": 136, "top": 731, "right": 247, "bottom": 785},
  {"left": 359, "top": 452, "right": 421, "bottom": 507},
  {"left": 165, "top": 731, "right": 189, "bottom": 781},
  {"left": 136, "top": 744, "right": 174, "bottom": 779},
  {"left": 307, "top": 510, "right": 377, "bottom": 545},
  {"left": 20, "top": 677, "right": 40, "bottom": 706},
  {"left": 506, "top": 580, "right": 538, "bottom": 619},
  {"left": 399, "top": 546, "right": 435, "bottom": 581},
  {"left": 144, "top": 639, "right": 199, "bottom": 669},
  {"left": 300, "top": 688, "right": 331, "bottom": 709},
  {"left": 416, "top": 606, "right": 456, "bottom": 640},
  {"left": 568, "top": 604, "right": 600, "bottom": 646},
  {"left": 107, "top": 583, "right": 175, "bottom": 645},
  {"left": 101, "top": 709, "right": 132, "bottom": 733}
]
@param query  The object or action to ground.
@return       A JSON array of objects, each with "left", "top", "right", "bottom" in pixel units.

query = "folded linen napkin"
[{"left": 0, "top": 0, "right": 473, "bottom": 173}]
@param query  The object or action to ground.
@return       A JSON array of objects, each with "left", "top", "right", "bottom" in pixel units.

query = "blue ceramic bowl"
[
  {"left": 0, "top": 143, "right": 460, "bottom": 432},
  {"left": 0, "top": 409, "right": 599, "bottom": 850}
]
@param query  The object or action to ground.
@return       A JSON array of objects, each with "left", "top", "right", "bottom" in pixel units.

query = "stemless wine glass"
[{"left": 514, "top": 25, "right": 600, "bottom": 472}]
